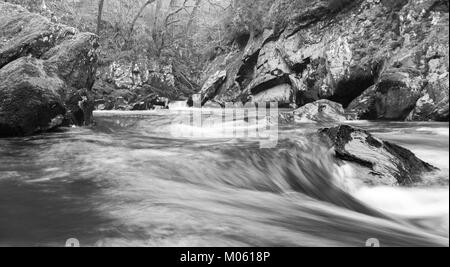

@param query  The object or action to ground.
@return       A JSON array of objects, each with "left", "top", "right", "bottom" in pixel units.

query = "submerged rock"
[
  {"left": 319, "top": 125, "right": 437, "bottom": 185},
  {"left": 294, "top": 100, "right": 347, "bottom": 122},
  {"left": 0, "top": 2, "right": 99, "bottom": 136}
]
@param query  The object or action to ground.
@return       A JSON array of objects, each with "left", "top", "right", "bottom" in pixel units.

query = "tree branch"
[{"left": 129, "top": 0, "right": 157, "bottom": 38}]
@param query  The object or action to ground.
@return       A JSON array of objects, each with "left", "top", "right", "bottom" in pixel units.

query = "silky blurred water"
[{"left": 0, "top": 110, "right": 448, "bottom": 247}]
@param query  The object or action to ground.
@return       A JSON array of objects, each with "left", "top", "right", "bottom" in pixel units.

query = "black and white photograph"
[{"left": 0, "top": 0, "right": 449, "bottom": 250}]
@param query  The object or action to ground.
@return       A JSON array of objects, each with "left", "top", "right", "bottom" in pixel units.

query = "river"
[{"left": 0, "top": 110, "right": 448, "bottom": 247}]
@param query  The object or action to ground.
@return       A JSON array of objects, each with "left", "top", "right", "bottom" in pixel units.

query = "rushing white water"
[
  {"left": 168, "top": 101, "right": 189, "bottom": 110},
  {"left": 0, "top": 111, "right": 448, "bottom": 247}
]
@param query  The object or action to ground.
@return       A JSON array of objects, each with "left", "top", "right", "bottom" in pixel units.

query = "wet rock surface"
[
  {"left": 0, "top": 57, "right": 66, "bottom": 136},
  {"left": 0, "top": 2, "right": 76, "bottom": 69},
  {"left": 294, "top": 100, "right": 347, "bottom": 122},
  {"left": 319, "top": 125, "right": 438, "bottom": 185},
  {"left": 0, "top": 2, "right": 99, "bottom": 136},
  {"left": 199, "top": 70, "right": 227, "bottom": 106}
]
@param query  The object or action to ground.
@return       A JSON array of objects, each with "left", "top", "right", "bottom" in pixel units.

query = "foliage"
[
  {"left": 224, "top": 0, "right": 355, "bottom": 45},
  {"left": 230, "top": 0, "right": 275, "bottom": 37}
]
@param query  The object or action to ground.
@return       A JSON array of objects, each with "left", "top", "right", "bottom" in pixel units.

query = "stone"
[
  {"left": 372, "top": 71, "right": 424, "bottom": 120},
  {"left": 294, "top": 100, "right": 347, "bottom": 122},
  {"left": 251, "top": 83, "right": 293, "bottom": 105},
  {"left": 319, "top": 125, "right": 438, "bottom": 185},
  {"left": 42, "top": 32, "right": 99, "bottom": 91},
  {"left": 0, "top": 57, "right": 66, "bottom": 136},
  {"left": 0, "top": 2, "right": 99, "bottom": 136},
  {"left": 346, "top": 85, "right": 377, "bottom": 120},
  {"left": 0, "top": 2, "right": 77, "bottom": 69}
]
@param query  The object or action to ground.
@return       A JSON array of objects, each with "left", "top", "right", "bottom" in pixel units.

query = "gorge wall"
[{"left": 200, "top": 0, "right": 449, "bottom": 121}]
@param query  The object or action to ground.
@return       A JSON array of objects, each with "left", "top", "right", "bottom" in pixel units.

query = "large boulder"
[
  {"left": 294, "top": 100, "right": 347, "bottom": 122},
  {"left": 407, "top": 54, "right": 450, "bottom": 121},
  {"left": 42, "top": 32, "right": 99, "bottom": 91},
  {"left": 360, "top": 71, "right": 424, "bottom": 120},
  {"left": 319, "top": 125, "right": 437, "bottom": 185},
  {"left": 0, "top": 2, "right": 99, "bottom": 136},
  {"left": 407, "top": 93, "right": 449, "bottom": 121},
  {"left": 346, "top": 85, "right": 377, "bottom": 120},
  {"left": 0, "top": 2, "right": 76, "bottom": 68},
  {"left": 0, "top": 57, "right": 66, "bottom": 136}
]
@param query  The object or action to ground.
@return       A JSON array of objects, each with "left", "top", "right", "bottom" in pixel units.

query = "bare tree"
[
  {"left": 148, "top": 0, "right": 190, "bottom": 57},
  {"left": 129, "top": 0, "right": 157, "bottom": 39}
]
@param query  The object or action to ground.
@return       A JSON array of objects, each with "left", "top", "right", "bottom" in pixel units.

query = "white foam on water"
[
  {"left": 408, "top": 147, "right": 449, "bottom": 175},
  {"left": 416, "top": 127, "right": 449, "bottom": 136},
  {"left": 168, "top": 118, "right": 274, "bottom": 140},
  {"left": 168, "top": 101, "right": 189, "bottom": 110},
  {"left": 355, "top": 186, "right": 449, "bottom": 236}
]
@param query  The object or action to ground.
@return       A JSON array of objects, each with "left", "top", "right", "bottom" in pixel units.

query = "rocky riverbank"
[{"left": 199, "top": 0, "right": 449, "bottom": 121}]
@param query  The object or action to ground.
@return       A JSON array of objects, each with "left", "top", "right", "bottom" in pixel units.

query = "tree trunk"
[
  {"left": 152, "top": 0, "right": 162, "bottom": 30},
  {"left": 186, "top": 0, "right": 202, "bottom": 36},
  {"left": 96, "top": 0, "right": 105, "bottom": 36}
]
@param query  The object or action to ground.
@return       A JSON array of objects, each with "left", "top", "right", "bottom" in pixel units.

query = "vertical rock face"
[
  {"left": 199, "top": 70, "right": 227, "bottom": 106},
  {"left": 349, "top": 0, "right": 449, "bottom": 121},
  {"left": 0, "top": 2, "right": 99, "bottom": 137},
  {"left": 200, "top": 0, "right": 448, "bottom": 121}
]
